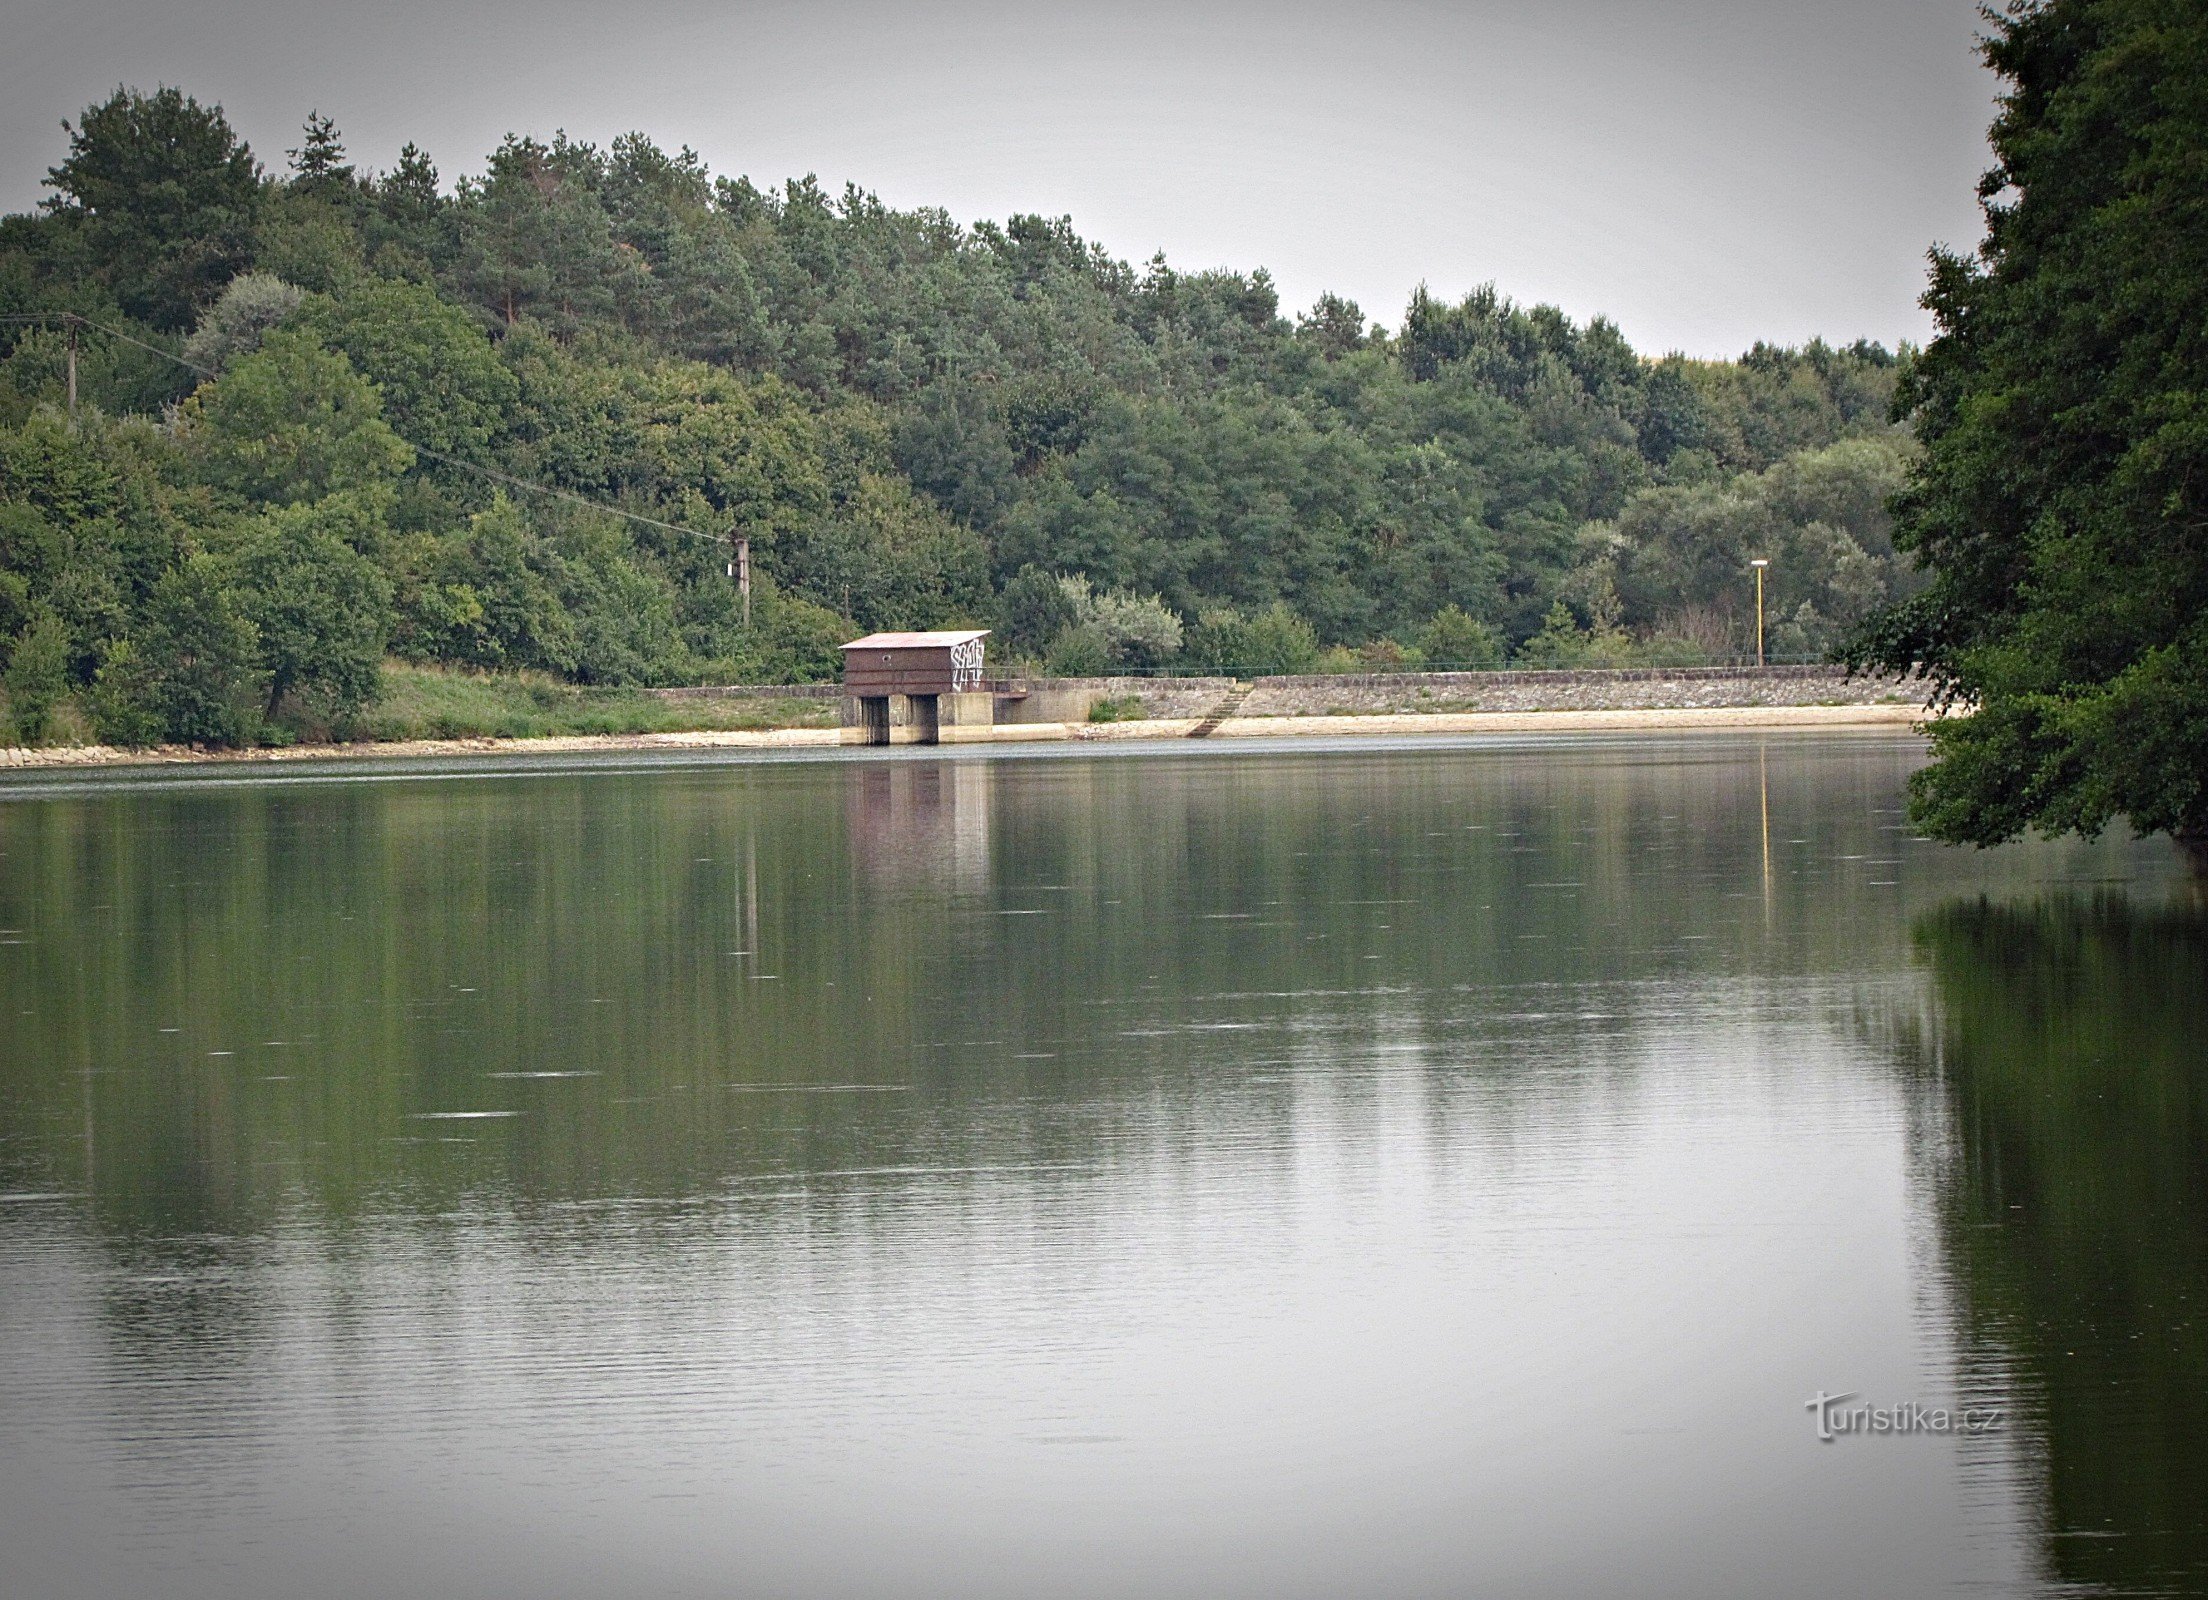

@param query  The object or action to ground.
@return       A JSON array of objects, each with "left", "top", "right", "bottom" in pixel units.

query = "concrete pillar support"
[
  {"left": 842, "top": 695, "right": 892, "bottom": 745},
  {"left": 936, "top": 690, "right": 996, "bottom": 744}
]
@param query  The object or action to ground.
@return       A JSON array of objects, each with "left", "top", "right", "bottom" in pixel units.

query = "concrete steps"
[{"left": 1188, "top": 682, "right": 1254, "bottom": 738}]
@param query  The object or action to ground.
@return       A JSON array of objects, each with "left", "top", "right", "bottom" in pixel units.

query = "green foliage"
[
  {"left": 1515, "top": 584, "right": 1636, "bottom": 669},
  {"left": 126, "top": 557, "right": 263, "bottom": 745},
  {"left": 774, "top": 471, "right": 988, "bottom": 632},
  {"left": 360, "top": 662, "right": 836, "bottom": 741},
  {"left": 390, "top": 493, "right": 570, "bottom": 670},
  {"left": 42, "top": 86, "right": 261, "bottom": 331},
  {"left": 1296, "top": 293, "right": 1369, "bottom": 360},
  {"left": 994, "top": 564, "right": 1078, "bottom": 660},
  {"left": 1591, "top": 433, "right": 1915, "bottom": 657},
  {"left": 1087, "top": 694, "right": 1146, "bottom": 722},
  {"left": 728, "top": 583, "right": 850, "bottom": 685},
  {"left": 181, "top": 271, "right": 304, "bottom": 375},
  {"left": 230, "top": 497, "right": 395, "bottom": 719},
  {"left": 0, "top": 85, "right": 1928, "bottom": 745},
  {"left": 254, "top": 189, "right": 369, "bottom": 294},
  {"left": 1416, "top": 604, "right": 1504, "bottom": 668},
  {"left": 185, "top": 328, "right": 413, "bottom": 501},
  {"left": 496, "top": 337, "right": 827, "bottom": 541},
  {"left": 456, "top": 134, "right": 629, "bottom": 333},
  {"left": 296, "top": 278, "right": 516, "bottom": 458},
  {"left": 1353, "top": 637, "right": 1423, "bottom": 671},
  {"left": 375, "top": 144, "right": 443, "bottom": 244},
  {"left": 1078, "top": 579, "right": 1182, "bottom": 667},
  {"left": 287, "top": 112, "right": 355, "bottom": 195},
  {"left": 1664, "top": 342, "right": 1898, "bottom": 475},
  {"left": 0, "top": 410, "right": 190, "bottom": 674},
  {"left": 1515, "top": 601, "right": 1596, "bottom": 669},
  {"left": 547, "top": 522, "right": 692, "bottom": 686},
  {"left": 1183, "top": 603, "right": 1321, "bottom": 676},
  {"left": 992, "top": 561, "right": 1180, "bottom": 675},
  {"left": 1849, "top": 0, "right": 2208, "bottom": 851},
  {"left": 3, "top": 609, "right": 70, "bottom": 742},
  {"left": 0, "top": 316, "right": 189, "bottom": 421},
  {"left": 0, "top": 567, "right": 29, "bottom": 644},
  {"left": 1043, "top": 622, "right": 1112, "bottom": 676},
  {"left": 1243, "top": 604, "right": 1322, "bottom": 673},
  {"left": 85, "top": 638, "right": 164, "bottom": 745}
]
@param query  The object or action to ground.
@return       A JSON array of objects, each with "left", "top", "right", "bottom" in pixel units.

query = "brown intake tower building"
[{"left": 839, "top": 629, "right": 993, "bottom": 745}]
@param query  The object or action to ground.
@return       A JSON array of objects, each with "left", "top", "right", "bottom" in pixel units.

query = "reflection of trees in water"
[
  {"left": 1915, "top": 896, "right": 2208, "bottom": 1596},
  {"left": 0, "top": 741, "right": 2003, "bottom": 1392},
  {"left": 6, "top": 747, "right": 1895, "bottom": 1230}
]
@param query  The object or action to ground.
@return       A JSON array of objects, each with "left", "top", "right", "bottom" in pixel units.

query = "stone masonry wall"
[
  {"left": 1005, "top": 676, "right": 1238, "bottom": 720},
  {"left": 647, "top": 666, "right": 1918, "bottom": 721},
  {"left": 1237, "top": 665, "right": 1917, "bottom": 717}
]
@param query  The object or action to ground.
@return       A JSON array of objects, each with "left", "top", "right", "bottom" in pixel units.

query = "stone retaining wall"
[
  {"left": 999, "top": 676, "right": 1236, "bottom": 722},
  {"left": 1239, "top": 665, "right": 1918, "bottom": 717},
  {"left": 641, "top": 666, "right": 1919, "bottom": 722}
]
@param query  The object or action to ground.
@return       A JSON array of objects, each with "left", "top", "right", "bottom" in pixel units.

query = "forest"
[{"left": 0, "top": 87, "right": 1919, "bottom": 744}]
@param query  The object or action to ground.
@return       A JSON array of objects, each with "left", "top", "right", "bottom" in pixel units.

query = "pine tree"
[
  {"left": 42, "top": 86, "right": 262, "bottom": 330},
  {"left": 379, "top": 144, "right": 441, "bottom": 222},
  {"left": 287, "top": 111, "right": 354, "bottom": 193}
]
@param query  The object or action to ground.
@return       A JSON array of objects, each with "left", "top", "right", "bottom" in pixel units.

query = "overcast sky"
[{"left": 0, "top": 0, "right": 1996, "bottom": 357}]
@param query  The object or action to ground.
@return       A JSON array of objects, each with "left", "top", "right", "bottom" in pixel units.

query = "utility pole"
[
  {"left": 730, "top": 530, "right": 751, "bottom": 628},
  {"left": 64, "top": 316, "right": 78, "bottom": 424},
  {"left": 1750, "top": 558, "right": 1770, "bottom": 667}
]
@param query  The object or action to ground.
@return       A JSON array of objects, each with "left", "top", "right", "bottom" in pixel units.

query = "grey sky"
[{"left": 0, "top": 0, "right": 1996, "bottom": 357}]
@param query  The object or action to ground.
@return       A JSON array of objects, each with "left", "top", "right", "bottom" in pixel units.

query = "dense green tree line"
[
  {"left": 1849, "top": 0, "right": 2207, "bottom": 860},
  {"left": 1, "top": 85, "right": 1914, "bottom": 743}
]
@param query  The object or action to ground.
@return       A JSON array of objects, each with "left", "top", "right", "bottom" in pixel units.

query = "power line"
[{"left": 2, "top": 309, "right": 732, "bottom": 550}]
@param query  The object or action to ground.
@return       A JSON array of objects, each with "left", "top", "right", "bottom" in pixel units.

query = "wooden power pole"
[
  {"left": 730, "top": 531, "right": 751, "bottom": 628},
  {"left": 65, "top": 317, "right": 78, "bottom": 423}
]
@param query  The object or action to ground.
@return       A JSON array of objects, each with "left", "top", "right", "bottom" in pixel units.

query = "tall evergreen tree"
[
  {"left": 1851, "top": 0, "right": 2208, "bottom": 868},
  {"left": 379, "top": 144, "right": 441, "bottom": 219},
  {"left": 42, "top": 86, "right": 263, "bottom": 330},
  {"left": 286, "top": 111, "right": 355, "bottom": 195}
]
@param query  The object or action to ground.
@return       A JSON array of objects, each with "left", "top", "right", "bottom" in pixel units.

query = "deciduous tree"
[
  {"left": 230, "top": 497, "right": 394, "bottom": 718},
  {"left": 1850, "top": 0, "right": 2208, "bottom": 865},
  {"left": 185, "top": 329, "right": 413, "bottom": 502}
]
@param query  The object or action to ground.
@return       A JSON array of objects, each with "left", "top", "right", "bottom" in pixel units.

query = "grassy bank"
[
  {"left": 355, "top": 666, "right": 836, "bottom": 741},
  {"left": 0, "top": 663, "right": 839, "bottom": 750}
]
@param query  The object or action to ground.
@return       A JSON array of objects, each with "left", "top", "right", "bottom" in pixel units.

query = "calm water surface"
[{"left": 0, "top": 732, "right": 2201, "bottom": 1599}]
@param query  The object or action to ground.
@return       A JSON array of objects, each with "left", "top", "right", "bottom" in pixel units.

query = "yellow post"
[{"left": 1750, "top": 558, "right": 1770, "bottom": 667}]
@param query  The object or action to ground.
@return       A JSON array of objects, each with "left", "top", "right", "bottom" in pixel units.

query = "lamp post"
[{"left": 1749, "top": 558, "right": 1770, "bottom": 667}]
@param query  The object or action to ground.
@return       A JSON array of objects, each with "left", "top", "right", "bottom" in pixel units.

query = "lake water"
[{"left": 0, "top": 732, "right": 2201, "bottom": 1600}]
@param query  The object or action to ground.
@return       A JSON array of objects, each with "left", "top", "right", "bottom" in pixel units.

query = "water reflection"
[
  {"left": 847, "top": 758, "right": 993, "bottom": 894},
  {"left": 1914, "top": 896, "right": 2208, "bottom": 1597},
  {"left": 0, "top": 735, "right": 2187, "bottom": 1598}
]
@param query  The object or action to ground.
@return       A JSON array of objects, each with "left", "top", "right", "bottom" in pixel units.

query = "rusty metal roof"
[{"left": 840, "top": 630, "right": 991, "bottom": 650}]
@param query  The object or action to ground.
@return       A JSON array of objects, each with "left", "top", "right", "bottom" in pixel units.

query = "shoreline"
[{"left": 0, "top": 702, "right": 1932, "bottom": 773}]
